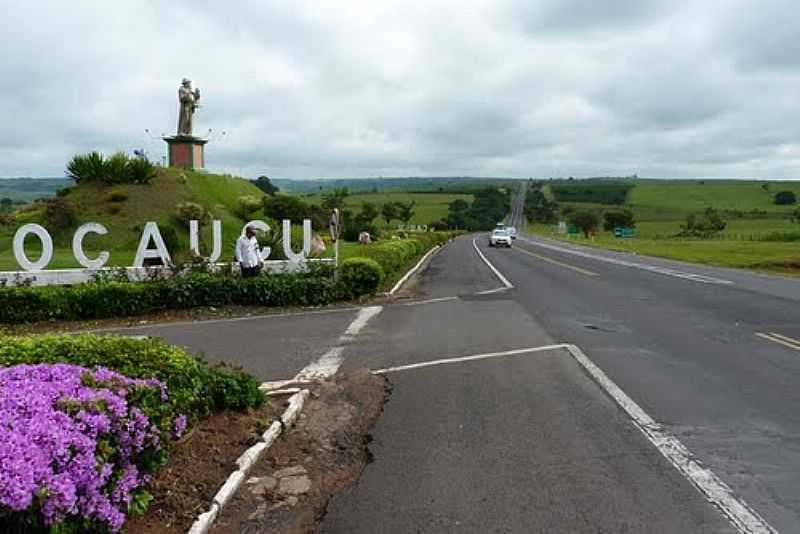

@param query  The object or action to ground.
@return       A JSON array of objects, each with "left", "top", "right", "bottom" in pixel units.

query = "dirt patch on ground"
[
  {"left": 123, "top": 401, "right": 282, "bottom": 534},
  {"left": 210, "top": 369, "right": 390, "bottom": 534}
]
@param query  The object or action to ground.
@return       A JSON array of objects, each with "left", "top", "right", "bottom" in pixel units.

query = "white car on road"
[
  {"left": 506, "top": 226, "right": 517, "bottom": 239},
  {"left": 489, "top": 228, "right": 513, "bottom": 248}
]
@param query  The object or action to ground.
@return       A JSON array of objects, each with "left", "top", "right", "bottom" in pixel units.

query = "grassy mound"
[{"left": 0, "top": 169, "right": 265, "bottom": 270}]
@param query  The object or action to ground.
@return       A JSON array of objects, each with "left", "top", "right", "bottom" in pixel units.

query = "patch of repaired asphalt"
[{"left": 209, "top": 369, "right": 390, "bottom": 534}]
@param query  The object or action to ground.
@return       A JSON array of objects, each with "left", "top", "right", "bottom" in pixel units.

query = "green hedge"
[
  {"left": 0, "top": 334, "right": 263, "bottom": 421},
  {"left": 347, "top": 231, "right": 457, "bottom": 280},
  {"left": 339, "top": 258, "right": 384, "bottom": 297},
  {"left": 0, "top": 232, "right": 458, "bottom": 324},
  {"left": 0, "top": 271, "right": 341, "bottom": 324}
]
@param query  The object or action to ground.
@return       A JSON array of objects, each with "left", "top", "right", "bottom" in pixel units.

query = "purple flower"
[
  {"left": 173, "top": 415, "right": 188, "bottom": 438},
  {"left": 0, "top": 363, "right": 181, "bottom": 532}
]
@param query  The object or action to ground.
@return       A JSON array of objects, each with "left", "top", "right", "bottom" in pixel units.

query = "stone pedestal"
[{"left": 163, "top": 135, "right": 208, "bottom": 169}]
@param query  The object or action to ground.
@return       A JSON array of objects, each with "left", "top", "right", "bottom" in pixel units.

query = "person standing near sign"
[{"left": 236, "top": 226, "right": 262, "bottom": 278}]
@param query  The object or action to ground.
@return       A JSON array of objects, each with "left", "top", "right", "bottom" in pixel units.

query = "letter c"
[{"left": 72, "top": 223, "right": 109, "bottom": 269}]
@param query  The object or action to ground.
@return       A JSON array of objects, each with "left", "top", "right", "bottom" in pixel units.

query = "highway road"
[{"left": 112, "top": 190, "right": 800, "bottom": 532}]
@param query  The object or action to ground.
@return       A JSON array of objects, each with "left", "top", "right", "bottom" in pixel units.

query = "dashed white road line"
[
  {"left": 472, "top": 236, "right": 513, "bottom": 289},
  {"left": 293, "top": 305, "right": 383, "bottom": 381},
  {"left": 373, "top": 343, "right": 775, "bottom": 534},
  {"left": 520, "top": 236, "right": 734, "bottom": 285}
]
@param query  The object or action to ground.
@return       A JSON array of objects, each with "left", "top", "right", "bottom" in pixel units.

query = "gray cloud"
[{"left": 0, "top": 0, "right": 798, "bottom": 180}]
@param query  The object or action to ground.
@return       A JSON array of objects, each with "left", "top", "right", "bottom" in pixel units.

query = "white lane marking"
[
  {"left": 373, "top": 345, "right": 566, "bottom": 374},
  {"left": 472, "top": 236, "right": 514, "bottom": 289},
  {"left": 390, "top": 245, "right": 442, "bottom": 295},
  {"left": 520, "top": 237, "right": 733, "bottom": 285},
  {"left": 474, "top": 287, "right": 512, "bottom": 296},
  {"left": 564, "top": 344, "right": 775, "bottom": 534},
  {"left": 756, "top": 332, "right": 800, "bottom": 352},
  {"left": 293, "top": 305, "right": 383, "bottom": 381},
  {"left": 403, "top": 296, "right": 460, "bottom": 306},
  {"left": 373, "top": 343, "right": 775, "bottom": 533}
]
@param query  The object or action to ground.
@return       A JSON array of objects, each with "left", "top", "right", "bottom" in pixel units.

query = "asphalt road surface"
[{"left": 110, "top": 191, "right": 800, "bottom": 532}]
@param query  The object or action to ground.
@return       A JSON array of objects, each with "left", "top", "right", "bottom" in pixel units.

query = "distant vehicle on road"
[
  {"left": 489, "top": 228, "right": 512, "bottom": 248},
  {"left": 506, "top": 226, "right": 517, "bottom": 239}
]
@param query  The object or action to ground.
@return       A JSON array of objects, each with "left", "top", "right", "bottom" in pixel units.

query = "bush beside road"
[
  {"left": 0, "top": 334, "right": 264, "bottom": 533},
  {"left": 0, "top": 232, "right": 457, "bottom": 325}
]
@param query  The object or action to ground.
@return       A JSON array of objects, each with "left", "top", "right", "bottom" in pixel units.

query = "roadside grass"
[
  {"left": 300, "top": 192, "right": 473, "bottom": 228},
  {"left": 529, "top": 179, "right": 800, "bottom": 275},
  {"left": 527, "top": 223, "right": 800, "bottom": 275}
]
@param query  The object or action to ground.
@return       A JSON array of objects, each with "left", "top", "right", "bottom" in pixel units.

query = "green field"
[
  {"left": 301, "top": 192, "right": 473, "bottom": 229},
  {"left": 532, "top": 179, "right": 800, "bottom": 275}
]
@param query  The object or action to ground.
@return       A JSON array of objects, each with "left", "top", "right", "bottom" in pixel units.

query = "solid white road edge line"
[
  {"left": 187, "top": 389, "right": 311, "bottom": 534},
  {"left": 390, "top": 244, "right": 442, "bottom": 295},
  {"left": 519, "top": 236, "right": 733, "bottom": 285},
  {"left": 294, "top": 305, "right": 383, "bottom": 381},
  {"left": 471, "top": 236, "right": 514, "bottom": 289},
  {"left": 372, "top": 343, "right": 775, "bottom": 534},
  {"left": 563, "top": 344, "right": 775, "bottom": 534}
]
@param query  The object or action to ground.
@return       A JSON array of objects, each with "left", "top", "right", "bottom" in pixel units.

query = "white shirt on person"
[{"left": 235, "top": 235, "right": 261, "bottom": 268}]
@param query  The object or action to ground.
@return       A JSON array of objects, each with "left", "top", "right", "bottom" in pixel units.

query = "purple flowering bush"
[{"left": 0, "top": 363, "right": 186, "bottom": 533}]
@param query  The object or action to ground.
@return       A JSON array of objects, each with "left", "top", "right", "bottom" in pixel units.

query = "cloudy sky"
[{"left": 1, "top": 0, "right": 799, "bottom": 180}]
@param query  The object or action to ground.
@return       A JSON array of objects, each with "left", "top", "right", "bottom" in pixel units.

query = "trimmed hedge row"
[
  {"left": 346, "top": 231, "right": 458, "bottom": 282},
  {"left": 0, "top": 271, "right": 341, "bottom": 324},
  {"left": 0, "top": 334, "right": 263, "bottom": 422},
  {"left": 0, "top": 232, "right": 458, "bottom": 324}
]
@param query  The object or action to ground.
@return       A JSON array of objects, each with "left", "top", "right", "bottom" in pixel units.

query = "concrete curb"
[
  {"left": 389, "top": 244, "right": 441, "bottom": 295},
  {"left": 187, "top": 389, "right": 311, "bottom": 534}
]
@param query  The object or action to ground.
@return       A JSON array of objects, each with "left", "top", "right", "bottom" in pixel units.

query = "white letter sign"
[
  {"left": 72, "top": 223, "right": 109, "bottom": 269},
  {"left": 282, "top": 219, "right": 312, "bottom": 263},
  {"left": 190, "top": 220, "right": 222, "bottom": 262},
  {"left": 133, "top": 222, "right": 172, "bottom": 267},
  {"left": 13, "top": 224, "right": 53, "bottom": 271},
  {"left": 242, "top": 220, "right": 272, "bottom": 261}
]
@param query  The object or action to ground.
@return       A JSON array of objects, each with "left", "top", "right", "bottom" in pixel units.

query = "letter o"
[{"left": 13, "top": 224, "right": 54, "bottom": 271}]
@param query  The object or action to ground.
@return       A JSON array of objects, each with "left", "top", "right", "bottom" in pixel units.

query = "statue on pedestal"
[{"left": 177, "top": 78, "right": 200, "bottom": 137}]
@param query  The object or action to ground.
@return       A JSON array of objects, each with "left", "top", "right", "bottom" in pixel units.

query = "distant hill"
[
  {"left": 0, "top": 178, "right": 71, "bottom": 202},
  {"left": 272, "top": 176, "right": 525, "bottom": 194}
]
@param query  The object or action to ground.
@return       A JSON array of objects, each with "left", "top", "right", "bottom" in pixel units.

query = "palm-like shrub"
[
  {"left": 104, "top": 152, "right": 130, "bottom": 184},
  {"left": 66, "top": 151, "right": 105, "bottom": 183},
  {"left": 127, "top": 157, "right": 156, "bottom": 184}
]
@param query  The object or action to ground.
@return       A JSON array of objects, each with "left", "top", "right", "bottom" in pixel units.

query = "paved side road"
[
  {"left": 102, "top": 219, "right": 799, "bottom": 531},
  {"left": 321, "top": 236, "right": 743, "bottom": 533}
]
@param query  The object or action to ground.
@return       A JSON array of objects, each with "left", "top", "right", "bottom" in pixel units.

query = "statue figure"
[{"left": 177, "top": 78, "right": 200, "bottom": 136}]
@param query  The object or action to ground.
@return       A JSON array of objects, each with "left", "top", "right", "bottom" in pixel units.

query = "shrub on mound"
[
  {"left": 0, "top": 334, "right": 263, "bottom": 421},
  {"left": 339, "top": 258, "right": 384, "bottom": 297},
  {"left": 0, "top": 363, "right": 183, "bottom": 532}
]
